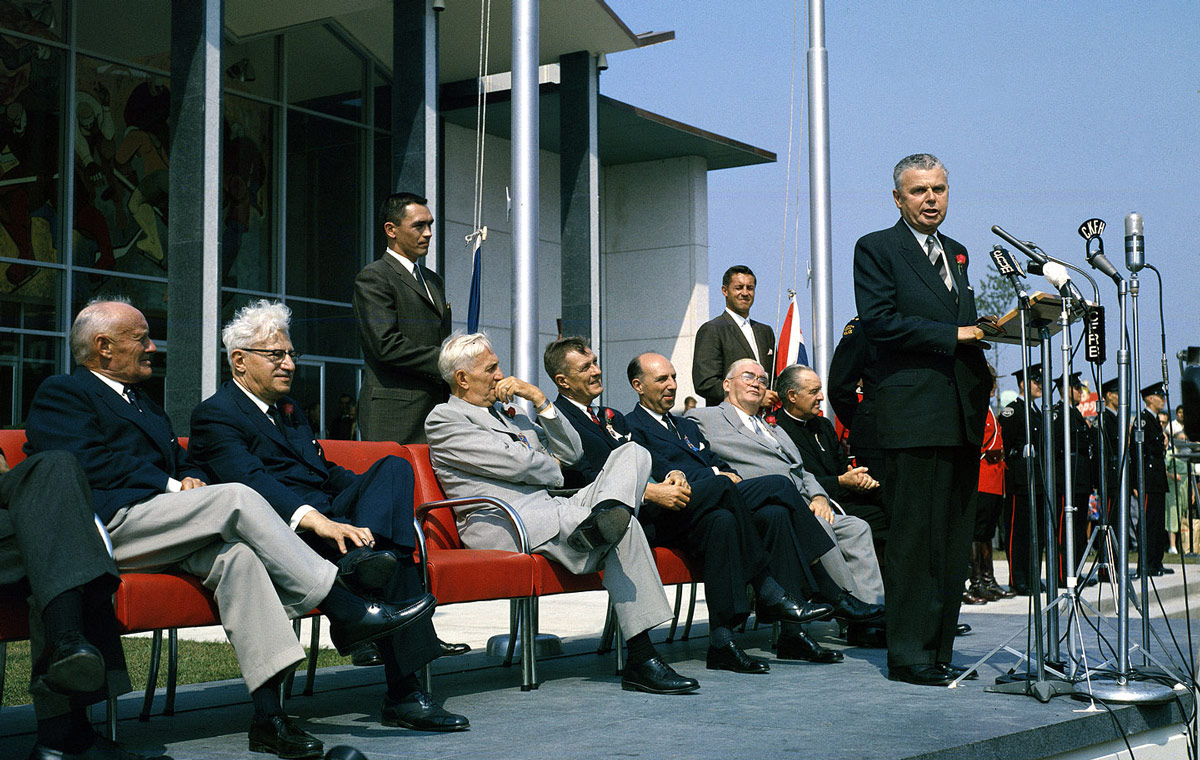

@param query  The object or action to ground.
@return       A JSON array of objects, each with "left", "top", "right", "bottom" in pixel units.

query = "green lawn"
[{"left": 2, "top": 638, "right": 349, "bottom": 707}]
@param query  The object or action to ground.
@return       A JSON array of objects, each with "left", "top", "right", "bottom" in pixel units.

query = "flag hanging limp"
[{"left": 775, "top": 292, "right": 809, "bottom": 377}]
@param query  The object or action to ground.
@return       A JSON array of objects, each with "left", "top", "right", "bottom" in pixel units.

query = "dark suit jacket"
[
  {"left": 353, "top": 253, "right": 452, "bottom": 443},
  {"left": 554, "top": 394, "right": 634, "bottom": 489},
  {"left": 1137, "top": 408, "right": 1168, "bottom": 493},
  {"left": 189, "top": 381, "right": 359, "bottom": 522},
  {"left": 852, "top": 219, "right": 990, "bottom": 449},
  {"left": 23, "top": 367, "right": 206, "bottom": 522},
  {"left": 692, "top": 311, "right": 776, "bottom": 406},
  {"left": 624, "top": 405, "right": 736, "bottom": 485}
]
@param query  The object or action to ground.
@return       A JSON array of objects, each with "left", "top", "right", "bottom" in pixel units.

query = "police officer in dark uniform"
[
  {"left": 998, "top": 364, "right": 1044, "bottom": 595},
  {"left": 1050, "top": 372, "right": 1097, "bottom": 583},
  {"left": 827, "top": 317, "right": 885, "bottom": 483},
  {"left": 1135, "top": 382, "right": 1171, "bottom": 577}
]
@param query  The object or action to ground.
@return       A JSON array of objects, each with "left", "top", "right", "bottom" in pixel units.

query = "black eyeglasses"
[{"left": 241, "top": 348, "right": 302, "bottom": 363}]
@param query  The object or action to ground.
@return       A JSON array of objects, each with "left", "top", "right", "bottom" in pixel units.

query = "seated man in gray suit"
[
  {"left": 24, "top": 298, "right": 436, "bottom": 760},
  {"left": 686, "top": 358, "right": 887, "bottom": 649},
  {"left": 425, "top": 332, "right": 699, "bottom": 695}
]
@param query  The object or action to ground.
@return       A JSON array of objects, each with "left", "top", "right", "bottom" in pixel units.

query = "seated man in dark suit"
[
  {"left": 189, "top": 299, "right": 467, "bottom": 732},
  {"left": 545, "top": 338, "right": 837, "bottom": 670},
  {"left": 624, "top": 354, "right": 884, "bottom": 651},
  {"left": 24, "top": 298, "right": 435, "bottom": 760},
  {"left": 1, "top": 447, "right": 169, "bottom": 760},
  {"left": 771, "top": 364, "right": 887, "bottom": 550}
]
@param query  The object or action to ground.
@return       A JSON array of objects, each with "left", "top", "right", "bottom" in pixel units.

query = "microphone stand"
[
  {"left": 1082, "top": 248, "right": 1174, "bottom": 704},
  {"left": 971, "top": 247, "right": 1071, "bottom": 701}
]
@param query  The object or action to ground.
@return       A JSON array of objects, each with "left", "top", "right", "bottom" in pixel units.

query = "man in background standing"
[
  {"left": 692, "top": 265, "right": 777, "bottom": 408},
  {"left": 353, "top": 193, "right": 451, "bottom": 444}
]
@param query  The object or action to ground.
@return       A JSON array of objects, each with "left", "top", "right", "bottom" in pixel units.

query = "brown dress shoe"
[{"left": 961, "top": 588, "right": 987, "bottom": 605}]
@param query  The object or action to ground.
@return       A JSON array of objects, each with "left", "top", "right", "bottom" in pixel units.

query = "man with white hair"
[
  {"left": 688, "top": 359, "right": 887, "bottom": 650},
  {"left": 24, "top": 298, "right": 436, "bottom": 759},
  {"left": 425, "top": 332, "right": 700, "bottom": 695},
  {"left": 190, "top": 299, "right": 469, "bottom": 733}
]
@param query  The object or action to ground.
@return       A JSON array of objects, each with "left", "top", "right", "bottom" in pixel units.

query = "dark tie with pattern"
[
  {"left": 927, "top": 235, "right": 953, "bottom": 291},
  {"left": 123, "top": 385, "right": 143, "bottom": 413},
  {"left": 267, "top": 403, "right": 285, "bottom": 428},
  {"left": 588, "top": 406, "right": 602, "bottom": 426}
]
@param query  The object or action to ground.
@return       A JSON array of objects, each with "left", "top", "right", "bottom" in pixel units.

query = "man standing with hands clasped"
[{"left": 852, "top": 153, "right": 992, "bottom": 686}]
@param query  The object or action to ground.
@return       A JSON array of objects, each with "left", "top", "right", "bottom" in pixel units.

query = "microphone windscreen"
[{"left": 1043, "top": 261, "right": 1071, "bottom": 289}]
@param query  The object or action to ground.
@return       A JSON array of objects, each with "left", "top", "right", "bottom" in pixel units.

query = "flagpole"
[{"left": 807, "top": 0, "right": 834, "bottom": 414}]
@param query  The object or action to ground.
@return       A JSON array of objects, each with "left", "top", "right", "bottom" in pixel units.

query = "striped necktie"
[{"left": 926, "top": 235, "right": 953, "bottom": 291}]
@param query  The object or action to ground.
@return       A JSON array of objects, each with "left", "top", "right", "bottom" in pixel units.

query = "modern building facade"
[{"left": 0, "top": 0, "right": 771, "bottom": 433}]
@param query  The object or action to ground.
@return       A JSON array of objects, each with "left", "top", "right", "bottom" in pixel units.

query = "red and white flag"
[{"left": 775, "top": 293, "right": 809, "bottom": 378}]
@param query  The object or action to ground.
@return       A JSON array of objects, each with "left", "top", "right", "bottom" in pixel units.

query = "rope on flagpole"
[
  {"left": 469, "top": 0, "right": 493, "bottom": 244},
  {"left": 775, "top": 0, "right": 801, "bottom": 332}
]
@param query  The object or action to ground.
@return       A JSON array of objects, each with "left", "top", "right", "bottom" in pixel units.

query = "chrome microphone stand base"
[{"left": 1077, "top": 675, "right": 1176, "bottom": 704}]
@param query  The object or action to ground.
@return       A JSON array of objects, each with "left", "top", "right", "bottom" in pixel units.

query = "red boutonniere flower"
[
  {"left": 955, "top": 253, "right": 967, "bottom": 275},
  {"left": 503, "top": 406, "right": 516, "bottom": 419},
  {"left": 280, "top": 401, "right": 295, "bottom": 425},
  {"left": 604, "top": 408, "right": 615, "bottom": 422},
  {"left": 764, "top": 415, "right": 777, "bottom": 426}
]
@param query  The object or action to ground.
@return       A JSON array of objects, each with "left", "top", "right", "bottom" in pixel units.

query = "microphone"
[
  {"left": 991, "top": 225, "right": 1049, "bottom": 266},
  {"left": 1125, "top": 212, "right": 1144, "bottom": 272},
  {"left": 1043, "top": 261, "right": 1089, "bottom": 313},
  {"left": 1077, "top": 217, "right": 1122, "bottom": 284},
  {"left": 989, "top": 245, "right": 1025, "bottom": 278}
]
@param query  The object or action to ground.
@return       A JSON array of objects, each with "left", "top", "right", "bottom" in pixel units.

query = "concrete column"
[
  {"left": 166, "top": 0, "right": 222, "bottom": 433},
  {"left": 392, "top": 0, "right": 441, "bottom": 271},
  {"left": 558, "top": 51, "right": 599, "bottom": 344}
]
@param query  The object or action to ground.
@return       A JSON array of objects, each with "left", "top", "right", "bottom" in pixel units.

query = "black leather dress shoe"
[
  {"left": 566, "top": 500, "right": 633, "bottom": 552},
  {"left": 45, "top": 632, "right": 105, "bottom": 694},
  {"left": 621, "top": 657, "right": 700, "bottom": 694},
  {"left": 349, "top": 642, "right": 382, "bottom": 667},
  {"left": 706, "top": 641, "right": 770, "bottom": 673},
  {"left": 328, "top": 593, "right": 436, "bottom": 656},
  {"left": 845, "top": 623, "right": 886, "bottom": 649},
  {"left": 887, "top": 664, "right": 953, "bottom": 686},
  {"left": 955, "top": 623, "right": 972, "bottom": 636},
  {"left": 939, "top": 663, "right": 979, "bottom": 681},
  {"left": 27, "top": 736, "right": 173, "bottom": 760},
  {"left": 438, "top": 639, "right": 471, "bottom": 656},
  {"left": 776, "top": 629, "right": 843, "bottom": 663},
  {"left": 336, "top": 547, "right": 398, "bottom": 594},
  {"left": 381, "top": 691, "right": 470, "bottom": 731},
  {"left": 249, "top": 714, "right": 322, "bottom": 759},
  {"left": 827, "top": 591, "right": 885, "bottom": 623},
  {"left": 1011, "top": 583, "right": 1031, "bottom": 596},
  {"left": 756, "top": 594, "right": 833, "bottom": 625}
]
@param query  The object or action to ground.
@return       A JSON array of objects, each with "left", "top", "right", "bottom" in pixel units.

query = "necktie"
[
  {"left": 123, "top": 385, "right": 142, "bottom": 412},
  {"left": 664, "top": 413, "right": 682, "bottom": 440},
  {"left": 267, "top": 404, "right": 285, "bottom": 428},
  {"left": 587, "top": 406, "right": 602, "bottom": 426},
  {"left": 926, "top": 235, "right": 954, "bottom": 291},
  {"left": 412, "top": 264, "right": 433, "bottom": 304}
]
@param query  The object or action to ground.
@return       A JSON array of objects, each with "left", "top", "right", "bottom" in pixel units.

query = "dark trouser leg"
[
  {"left": 328, "top": 456, "right": 418, "bottom": 548},
  {"left": 1145, "top": 492, "right": 1167, "bottom": 571},
  {"left": 882, "top": 446, "right": 977, "bottom": 668}
]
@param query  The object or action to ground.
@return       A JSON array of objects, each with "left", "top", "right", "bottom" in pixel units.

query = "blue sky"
[{"left": 601, "top": 1, "right": 1199, "bottom": 401}]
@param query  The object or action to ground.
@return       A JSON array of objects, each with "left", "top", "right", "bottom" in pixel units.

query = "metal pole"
[
  {"left": 511, "top": 0, "right": 539, "bottom": 393},
  {"left": 1058, "top": 301, "right": 1079, "bottom": 678},
  {"left": 806, "top": 0, "right": 834, "bottom": 404},
  {"left": 1040, "top": 330, "right": 1059, "bottom": 661},
  {"left": 1130, "top": 273, "right": 1150, "bottom": 662}
]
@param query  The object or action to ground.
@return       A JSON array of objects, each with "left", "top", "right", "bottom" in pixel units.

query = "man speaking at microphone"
[{"left": 852, "top": 153, "right": 992, "bottom": 686}]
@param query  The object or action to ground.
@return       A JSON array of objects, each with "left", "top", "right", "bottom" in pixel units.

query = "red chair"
[{"left": 397, "top": 444, "right": 540, "bottom": 689}]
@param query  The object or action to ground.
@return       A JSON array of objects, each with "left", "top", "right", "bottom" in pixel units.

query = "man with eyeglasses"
[
  {"left": 544, "top": 338, "right": 838, "bottom": 671},
  {"left": 688, "top": 360, "right": 887, "bottom": 650},
  {"left": 189, "top": 299, "right": 470, "bottom": 736},
  {"left": 626, "top": 352, "right": 883, "bottom": 663},
  {"left": 25, "top": 299, "right": 436, "bottom": 759}
]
